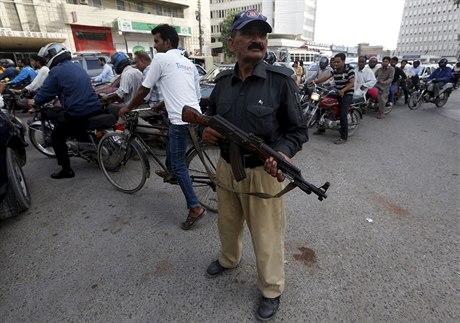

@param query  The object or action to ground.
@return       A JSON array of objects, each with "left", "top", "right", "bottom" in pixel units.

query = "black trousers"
[
  {"left": 50, "top": 112, "right": 91, "bottom": 169},
  {"left": 339, "top": 94, "right": 352, "bottom": 140}
]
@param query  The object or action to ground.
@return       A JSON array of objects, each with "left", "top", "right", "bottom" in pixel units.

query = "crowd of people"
[{"left": 1, "top": 7, "right": 459, "bottom": 322}]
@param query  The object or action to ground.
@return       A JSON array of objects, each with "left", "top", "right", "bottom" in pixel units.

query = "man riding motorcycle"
[
  {"left": 426, "top": 58, "right": 453, "bottom": 99},
  {"left": 27, "top": 43, "right": 102, "bottom": 179}
]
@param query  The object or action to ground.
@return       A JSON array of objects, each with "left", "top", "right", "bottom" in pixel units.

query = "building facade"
[
  {"left": 209, "top": 0, "right": 317, "bottom": 59},
  {"left": 0, "top": 0, "right": 211, "bottom": 59},
  {"left": 395, "top": 0, "right": 460, "bottom": 62}
]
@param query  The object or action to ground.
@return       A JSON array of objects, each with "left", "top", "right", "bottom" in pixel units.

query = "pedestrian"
[
  {"left": 292, "top": 60, "right": 303, "bottom": 86},
  {"left": 119, "top": 24, "right": 205, "bottom": 230},
  {"left": 374, "top": 56, "right": 395, "bottom": 119},
  {"left": 200, "top": 9, "right": 307, "bottom": 321}
]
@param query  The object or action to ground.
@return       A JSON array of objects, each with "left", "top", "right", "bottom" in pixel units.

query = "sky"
[{"left": 314, "top": 0, "right": 405, "bottom": 50}]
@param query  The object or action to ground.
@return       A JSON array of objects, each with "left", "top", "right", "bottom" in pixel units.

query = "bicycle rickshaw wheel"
[
  {"left": 186, "top": 145, "right": 219, "bottom": 213},
  {"left": 98, "top": 132, "right": 150, "bottom": 193}
]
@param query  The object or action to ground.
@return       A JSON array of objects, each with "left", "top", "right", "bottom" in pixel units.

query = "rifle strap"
[{"left": 215, "top": 179, "right": 297, "bottom": 199}]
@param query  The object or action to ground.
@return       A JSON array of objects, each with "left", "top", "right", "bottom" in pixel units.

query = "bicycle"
[{"left": 97, "top": 108, "right": 219, "bottom": 212}]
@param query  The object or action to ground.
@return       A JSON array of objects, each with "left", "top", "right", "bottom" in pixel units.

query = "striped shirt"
[{"left": 333, "top": 64, "right": 355, "bottom": 95}]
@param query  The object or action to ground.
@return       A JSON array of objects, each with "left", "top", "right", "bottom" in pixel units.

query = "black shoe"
[
  {"left": 256, "top": 296, "right": 280, "bottom": 321},
  {"left": 50, "top": 168, "right": 75, "bottom": 179},
  {"left": 334, "top": 138, "right": 347, "bottom": 145},
  {"left": 206, "top": 260, "right": 228, "bottom": 278},
  {"left": 313, "top": 129, "right": 325, "bottom": 135}
]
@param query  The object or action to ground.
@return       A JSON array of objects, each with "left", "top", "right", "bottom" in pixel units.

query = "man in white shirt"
[
  {"left": 120, "top": 24, "right": 205, "bottom": 230},
  {"left": 102, "top": 52, "right": 142, "bottom": 117},
  {"left": 368, "top": 56, "right": 381, "bottom": 74},
  {"left": 407, "top": 60, "right": 423, "bottom": 90},
  {"left": 354, "top": 56, "right": 376, "bottom": 97},
  {"left": 13, "top": 54, "right": 49, "bottom": 95},
  {"left": 92, "top": 57, "right": 114, "bottom": 84}
]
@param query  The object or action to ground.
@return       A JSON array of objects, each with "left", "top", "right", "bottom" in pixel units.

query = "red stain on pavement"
[
  {"left": 293, "top": 247, "right": 317, "bottom": 267},
  {"left": 373, "top": 194, "right": 409, "bottom": 216}
]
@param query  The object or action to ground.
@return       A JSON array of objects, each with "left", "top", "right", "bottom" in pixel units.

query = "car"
[
  {"left": 195, "top": 64, "right": 207, "bottom": 79},
  {"left": 71, "top": 55, "right": 111, "bottom": 78},
  {"left": 0, "top": 107, "right": 31, "bottom": 219}
]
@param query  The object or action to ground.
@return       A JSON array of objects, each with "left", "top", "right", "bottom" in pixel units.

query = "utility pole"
[{"left": 196, "top": 0, "right": 203, "bottom": 55}]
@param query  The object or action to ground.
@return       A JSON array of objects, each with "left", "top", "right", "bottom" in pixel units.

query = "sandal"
[{"left": 181, "top": 209, "right": 206, "bottom": 230}]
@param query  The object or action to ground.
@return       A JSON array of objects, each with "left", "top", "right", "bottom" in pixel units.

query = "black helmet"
[
  {"left": 264, "top": 51, "right": 277, "bottom": 65},
  {"left": 319, "top": 57, "right": 329, "bottom": 69},
  {"left": 438, "top": 58, "right": 448, "bottom": 65}
]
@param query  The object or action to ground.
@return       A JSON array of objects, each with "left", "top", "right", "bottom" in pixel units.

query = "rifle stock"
[{"left": 182, "top": 106, "right": 330, "bottom": 200}]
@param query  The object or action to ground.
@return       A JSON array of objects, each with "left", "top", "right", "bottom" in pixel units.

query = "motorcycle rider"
[
  {"left": 374, "top": 57, "right": 395, "bottom": 119},
  {"left": 426, "top": 58, "right": 453, "bottom": 99},
  {"left": 6, "top": 58, "right": 37, "bottom": 89},
  {"left": 354, "top": 56, "right": 376, "bottom": 98},
  {"left": 368, "top": 56, "right": 380, "bottom": 74},
  {"left": 389, "top": 56, "right": 408, "bottom": 104},
  {"left": 101, "top": 52, "right": 142, "bottom": 118},
  {"left": 306, "top": 56, "right": 333, "bottom": 87},
  {"left": 14, "top": 54, "right": 49, "bottom": 95},
  {"left": 407, "top": 60, "right": 423, "bottom": 90},
  {"left": 28, "top": 43, "right": 102, "bottom": 179},
  {"left": 0, "top": 59, "right": 19, "bottom": 83}
]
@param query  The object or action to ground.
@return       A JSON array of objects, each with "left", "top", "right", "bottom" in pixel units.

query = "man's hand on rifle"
[
  {"left": 264, "top": 154, "right": 290, "bottom": 182},
  {"left": 202, "top": 126, "right": 224, "bottom": 146}
]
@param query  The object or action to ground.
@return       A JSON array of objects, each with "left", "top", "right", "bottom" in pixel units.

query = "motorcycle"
[
  {"left": 28, "top": 103, "right": 117, "bottom": 162},
  {"left": 363, "top": 87, "right": 394, "bottom": 115},
  {"left": 407, "top": 79, "right": 454, "bottom": 110},
  {"left": 303, "top": 84, "right": 362, "bottom": 136},
  {"left": 0, "top": 98, "right": 31, "bottom": 219}
]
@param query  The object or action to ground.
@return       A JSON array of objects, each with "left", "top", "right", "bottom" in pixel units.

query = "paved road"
[{"left": 1, "top": 90, "right": 459, "bottom": 322}]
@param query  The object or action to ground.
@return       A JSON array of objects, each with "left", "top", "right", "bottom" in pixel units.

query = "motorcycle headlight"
[{"left": 310, "top": 92, "right": 320, "bottom": 101}]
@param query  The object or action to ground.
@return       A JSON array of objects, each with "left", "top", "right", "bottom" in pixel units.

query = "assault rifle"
[{"left": 182, "top": 106, "right": 330, "bottom": 201}]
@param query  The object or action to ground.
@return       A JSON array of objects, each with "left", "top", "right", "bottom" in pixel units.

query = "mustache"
[{"left": 248, "top": 42, "right": 265, "bottom": 50}]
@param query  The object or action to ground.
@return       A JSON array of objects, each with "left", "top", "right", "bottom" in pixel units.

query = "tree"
[{"left": 219, "top": 11, "right": 237, "bottom": 62}]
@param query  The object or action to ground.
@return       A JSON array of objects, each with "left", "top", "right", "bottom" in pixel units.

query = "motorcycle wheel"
[
  {"left": 408, "top": 91, "right": 423, "bottom": 110},
  {"left": 383, "top": 101, "right": 394, "bottom": 115},
  {"left": 5, "top": 148, "right": 31, "bottom": 214},
  {"left": 435, "top": 92, "right": 449, "bottom": 108},
  {"left": 347, "top": 110, "right": 360, "bottom": 136},
  {"left": 29, "top": 123, "right": 56, "bottom": 157},
  {"left": 304, "top": 104, "right": 318, "bottom": 128}
]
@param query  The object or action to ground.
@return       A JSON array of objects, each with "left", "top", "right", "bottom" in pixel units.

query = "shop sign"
[{"left": 117, "top": 19, "right": 191, "bottom": 36}]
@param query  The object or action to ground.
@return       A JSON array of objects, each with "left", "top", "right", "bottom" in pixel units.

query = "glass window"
[
  {"left": 92, "top": 0, "right": 101, "bottom": 7},
  {"left": 117, "top": 0, "right": 124, "bottom": 11}
]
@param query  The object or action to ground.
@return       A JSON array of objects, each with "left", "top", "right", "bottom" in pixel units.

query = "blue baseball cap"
[{"left": 231, "top": 9, "right": 272, "bottom": 33}]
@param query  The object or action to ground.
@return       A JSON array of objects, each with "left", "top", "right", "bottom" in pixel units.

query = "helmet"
[
  {"left": 38, "top": 43, "right": 70, "bottom": 68},
  {"left": 438, "top": 58, "right": 448, "bottom": 65},
  {"left": 319, "top": 57, "right": 329, "bottom": 69},
  {"left": 111, "top": 52, "right": 130, "bottom": 74},
  {"left": 0, "top": 58, "right": 15, "bottom": 68},
  {"left": 264, "top": 51, "right": 277, "bottom": 65}
]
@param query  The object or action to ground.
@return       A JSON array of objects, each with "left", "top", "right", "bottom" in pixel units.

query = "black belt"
[{"left": 221, "top": 152, "right": 264, "bottom": 169}]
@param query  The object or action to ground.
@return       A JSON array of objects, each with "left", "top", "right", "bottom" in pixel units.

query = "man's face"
[
  {"left": 99, "top": 59, "right": 104, "bottom": 66},
  {"left": 400, "top": 61, "right": 407, "bottom": 69},
  {"left": 358, "top": 58, "right": 366, "bottom": 70},
  {"left": 228, "top": 23, "right": 268, "bottom": 63},
  {"left": 382, "top": 59, "right": 390, "bottom": 68},
  {"left": 153, "top": 33, "right": 170, "bottom": 53},
  {"left": 368, "top": 59, "right": 377, "bottom": 68},
  {"left": 439, "top": 61, "right": 446, "bottom": 68},
  {"left": 334, "top": 57, "right": 344, "bottom": 70},
  {"left": 134, "top": 56, "right": 148, "bottom": 71},
  {"left": 31, "top": 59, "right": 38, "bottom": 69},
  {"left": 17, "top": 60, "right": 24, "bottom": 68},
  {"left": 413, "top": 61, "right": 420, "bottom": 68},
  {"left": 390, "top": 60, "right": 397, "bottom": 67}
]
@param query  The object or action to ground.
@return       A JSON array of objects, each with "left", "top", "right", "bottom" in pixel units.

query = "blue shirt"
[
  {"left": 92, "top": 63, "right": 114, "bottom": 83},
  {"left": 0, "top": 67, "right": 19, "bottom": 81},
  {"left": 429, "top": 67, "right": 453, "bottom": 83},
  {"left": 34, "top": 60, "right": 100, "bottom": 117},
  {"left": 9, "top": 66, "right": 37, "bottom": 85}
]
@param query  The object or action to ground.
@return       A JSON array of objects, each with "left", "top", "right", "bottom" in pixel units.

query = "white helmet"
[{"left": 38, "top": 43, "right": 70, "bottom": 68}]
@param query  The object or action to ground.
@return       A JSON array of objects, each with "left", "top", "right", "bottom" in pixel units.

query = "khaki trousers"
[
  {"left": 216, "top": 158, "right": 285, "bottom": 298},
  {"left": 378, "top": 86, "right": 390, "bottom": 114}
]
